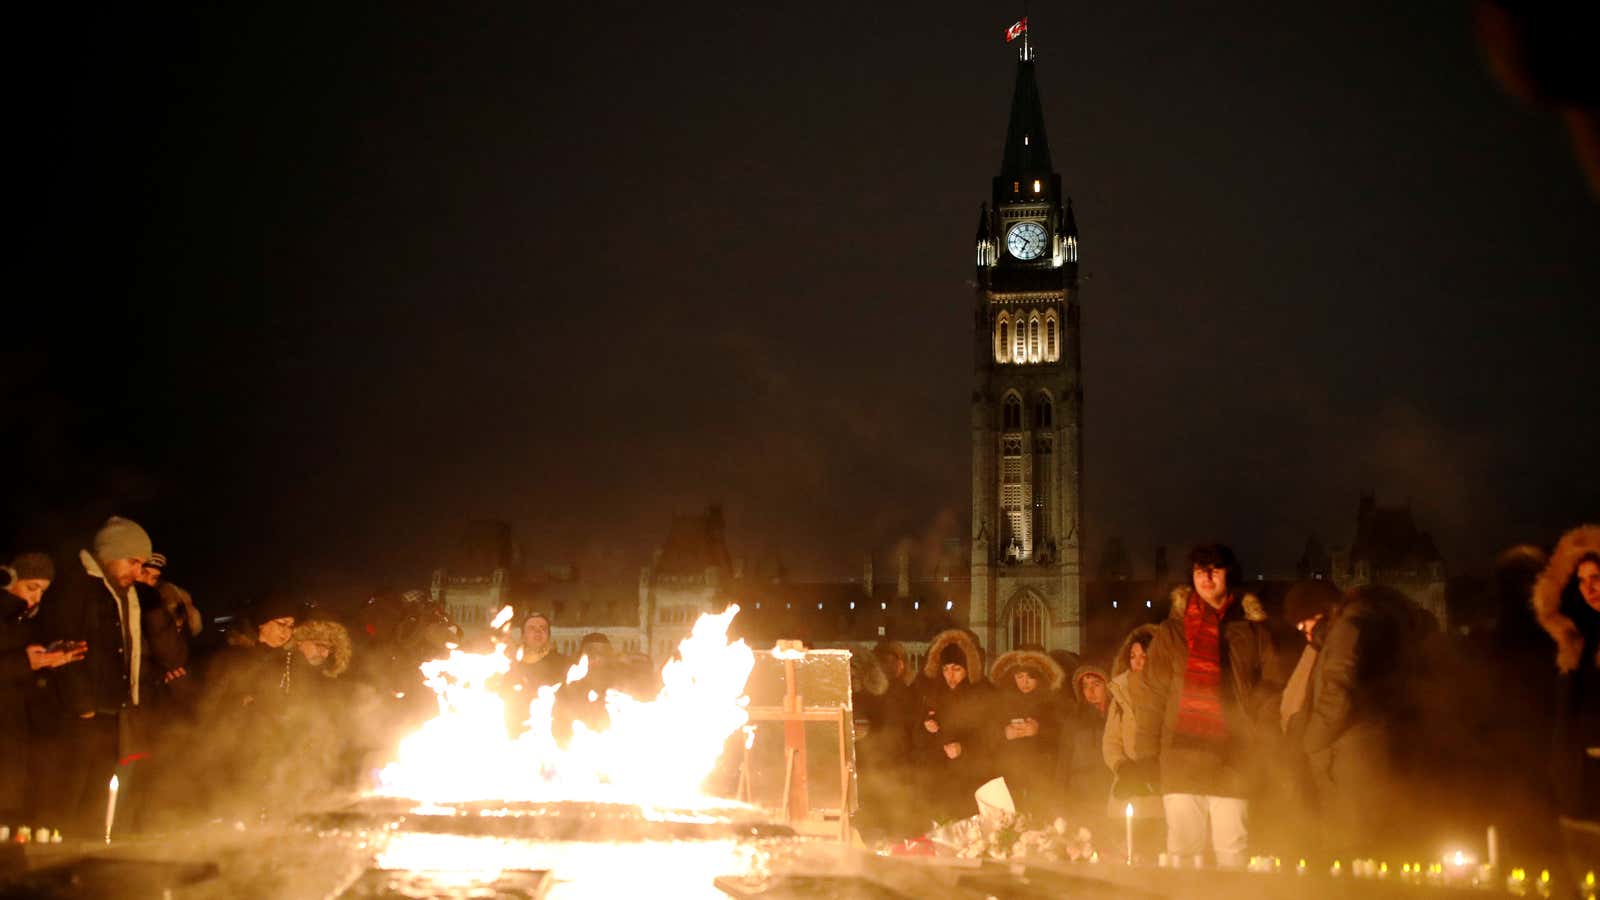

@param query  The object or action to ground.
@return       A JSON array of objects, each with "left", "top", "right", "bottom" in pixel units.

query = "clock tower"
[{"left": 970, "top": 44, "right": 1084, "bottom": 654}]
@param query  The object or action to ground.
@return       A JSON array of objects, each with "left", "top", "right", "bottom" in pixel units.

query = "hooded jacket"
[
  {"left": 988, "top": 650, "right": 1066, "bottom": 800},
  {"left": 1131, "top": 587, "right": 1280, "bottom": 798},
  {"left": 1104, "top": 624, "right": 1159, "bottom": 772},
  {"left": 914, "top": 629, "right": 992, "bottom": 821},
  {"left": 1057, "top": 664, "right": 1113, "bottom": 815},
  {"left": 1532, "top": 525, "right": 1600, "bottom": 674},
  {"left": 916, "top": 629, "right": 989, "bottom": 740},
  {"left": 292, "top": 619, "right": 353, "bottom": 679},
  {"left": 1531, "top": 524, "right": 1600, "bottom": 821}
]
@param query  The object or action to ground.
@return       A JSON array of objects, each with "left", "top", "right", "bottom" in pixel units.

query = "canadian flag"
[{"left": 1004, "top": 17, "right": 1027, "bottom": 43}]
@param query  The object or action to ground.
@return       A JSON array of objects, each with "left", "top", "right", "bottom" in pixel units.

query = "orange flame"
[{"left": 375, "top": 605, "right": 754, "bottom": 808}]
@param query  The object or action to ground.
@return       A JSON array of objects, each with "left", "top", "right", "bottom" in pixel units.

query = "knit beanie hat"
[
  {"left": 1284, "top": 580, "right": 1342, "bottom": 624},
  {"left": 8, "top": 552, "right": 55, "bottom": 582},
  {"left": 254, "top": 591, "right": 305, "bottom": 625},
  {"left": 145, "top": 552, "right": 167, "bottom": 571},
  {"left": 92, "top": 516, "right": 152, "bottom": 564}
]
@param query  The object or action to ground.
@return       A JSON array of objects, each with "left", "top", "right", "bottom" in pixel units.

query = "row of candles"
[
  {"left": 1119, "top": 805, "right": 1595, "bottom": 897},
  {"left": 1, "top": 826, "right": 64, "bottom": 844}
]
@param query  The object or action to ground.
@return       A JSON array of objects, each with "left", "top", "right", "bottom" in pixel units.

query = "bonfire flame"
[{"left": 376, "top": 605, "right": 754, "bottom": 808}]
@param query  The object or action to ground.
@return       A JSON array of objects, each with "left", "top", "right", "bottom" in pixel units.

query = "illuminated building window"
[
  {"left": 1012, "top": 181, "right": 1020, "bottom": 193},
  {"left": 1029, "top": 316, "right": 1041, "bottom": 361},
  {"left": 1045, "top": 315, "right": 1058, "bottom": 360},
  {"left": 1032, "top": 179, "right": 1041, "bottom": 193},
  {"left": 996, "top": 316, "right": 1009, "bottom": 362},
  {"left": 1002, "top": 395, "right": 1022, "bottom": 430},
  {"left": 1013, "top": 319, "right": 1026, "bottom": 362}
]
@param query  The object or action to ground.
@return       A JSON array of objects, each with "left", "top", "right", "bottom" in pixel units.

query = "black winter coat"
[
  {"left": 915, "top": 675, "right": 993, "bottom": 822},
  {"left": 0, "top": 594, "right": 39, "bottom": 814},
  {"left": 38, "top": 556, "right": 136, "bottom": 717}
]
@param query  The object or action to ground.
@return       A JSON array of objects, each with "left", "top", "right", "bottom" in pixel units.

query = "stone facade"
[{"left": 969, "top": 50, "right": 1084, "bottom": 654}]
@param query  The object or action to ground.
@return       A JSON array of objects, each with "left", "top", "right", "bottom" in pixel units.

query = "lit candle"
[
  {"left": 1124, "top": 802, "right": 1134, "bottom": 865},
  {"left": 104, "top": 774, "right": 119, "bottom": 844}
]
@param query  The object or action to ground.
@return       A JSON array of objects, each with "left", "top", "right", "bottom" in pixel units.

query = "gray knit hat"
[
  {"left": 145, "top": 552, "right": 168, "bottom": 571},
  {"left": 7, "top": 552, "right": 55, "bottom": 582},
  {"left": 92, "top": 517, "right": 152, "bottom": 564}
]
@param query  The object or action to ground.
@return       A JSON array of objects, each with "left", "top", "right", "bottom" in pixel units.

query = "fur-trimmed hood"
[
  {"left": 1111, "top": 623, "right": 1160, "bottom": 677},
  {"left": 1071, "top": 664, "right": 1110, "bottom": 705},
  {"left": 1168, "top": 586, "right": 1267, "bottom": 623},
  {"left": 851, "top": 649, "right": 890, "bottom": 696},
  {"left": 922, "top": 629, "right": 985, "bottom": 683},
  {"left": 990, "top": 649, "right": 1066, "bottom": 691},
  {"left": 1531, "top": 524, "right": 1600, "bottom": 673},
  {"left": 292, "top": 619, "right": 352, "bottom": 678}
]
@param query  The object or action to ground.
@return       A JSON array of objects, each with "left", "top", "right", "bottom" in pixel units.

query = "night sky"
[{"left": 8, "top": 2, "right": 1597, "bottom": 606}]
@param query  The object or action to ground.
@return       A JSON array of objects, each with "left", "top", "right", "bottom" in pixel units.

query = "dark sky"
[{"left": 7, "top": 2, "right": 1596, "bottom": 604}]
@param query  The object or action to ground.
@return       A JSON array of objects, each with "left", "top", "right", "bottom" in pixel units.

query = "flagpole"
[{"left": 1022, "top": 0, "right": 1031, "bottom": 60}]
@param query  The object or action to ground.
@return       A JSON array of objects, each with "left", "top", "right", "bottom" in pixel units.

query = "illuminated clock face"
[{"left": 1006, "top": 222, "right": 1048, "bottom": 260}]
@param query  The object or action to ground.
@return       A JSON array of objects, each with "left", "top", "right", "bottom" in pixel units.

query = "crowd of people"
[
  {"left": 850, "top": 534, "right": 1600, "bottom": 888},
  {"left": 2, "top": 517, "right": 1597, "bottom": 889},
  {"left": 0, "top": 515, "right": 674, "bottom": 840}
]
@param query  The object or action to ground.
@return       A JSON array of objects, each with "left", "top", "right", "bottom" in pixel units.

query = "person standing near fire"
[
  {"left": 1, "top": 552, "right": 85, "bottom": 823},
  {"left": 32, "top": 517, "right": 153, "bottom": 838},
  {"left": 1131, "top": 544, "right": 1281, "bottom": 868}
]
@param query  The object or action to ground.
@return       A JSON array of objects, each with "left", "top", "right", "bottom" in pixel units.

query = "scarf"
[{"left": 1174, "top": 592, "right": 1232, "bottom": 745}]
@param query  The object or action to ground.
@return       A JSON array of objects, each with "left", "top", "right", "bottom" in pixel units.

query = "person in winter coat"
[
  {"left": 988, "top": 648, "right": 1065, "bottom": 818},
  {"left": 1300, "top": 583, "right": 1419, "bottom": 859},
  {"left": 31, "top": 517, "right": 153, "bottom": 839},
  {"left": 1060, "top": 664, "right": 1112, "bottom": 825},
  {"left": 915, "top": 629, "right": 992, "bottom": 824},
  {"left": 1104, "top": 623, "right": 1162, "bottom": 849},
  {"left": 1131, "top": 544, "right": 1281, "bottom": 868},
  {"left": 1262, "top": 579, "right": 1340, "bottom": 860},
  {"left": 1, "top": 553, "right": 83, "bottom": 821},
  {"left": 136, "top": 553, "right": 203, "bottom": 640},
  {"left": 1530, "top": 524, "right": 1600, "bottom": 883},
  {"left": 852, "top": 648, "right": 908, "bottom": 838},
  {"left": 856, "top": 640, "right": 919, "bottom": 837}
]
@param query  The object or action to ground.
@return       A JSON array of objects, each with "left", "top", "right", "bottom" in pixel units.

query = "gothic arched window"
[
  {"left": 1013, "top": 319, "right": 1026, "bottom": 363},
  {"left": 1010, "top": 593, "right": 1046, "bottom": 649},
  {"left": 1029, "top": 316, "right": 1041, "bottom": 362},
  {"left": 1045, "top": 314, "right": 1058, "bottom": 360},
  {"left": 1036, "top": 394, "right": 1053, "bottom": 428},
  {"left": 1002, "top": 395, "right": 1022, "bottom": 430},
  {"left": 996, "top": 317, "right": 1009, "bottom": 363}
]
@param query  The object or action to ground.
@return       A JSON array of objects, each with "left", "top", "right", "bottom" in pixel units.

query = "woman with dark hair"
[
  {"left": 915, "top": 629, "right": 991, "bottom": 824},
  {"left": 1104, "top": 623, "right": 1162, "bottom": 851},
  {"left": 989, "top": 648, "right": 1064, "bottom": 818},
  {"left": 1531, "top": 524, "right": 1600, "bottom": 884}
]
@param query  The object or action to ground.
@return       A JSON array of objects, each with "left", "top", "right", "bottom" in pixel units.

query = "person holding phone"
[{"left": 1, "top": 551, "right": 84, "bottom": 822}]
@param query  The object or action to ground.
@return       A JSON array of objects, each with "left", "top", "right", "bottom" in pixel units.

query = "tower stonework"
[{"left": 970, "top": 52, "right": 1084, "bottom": 654}]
